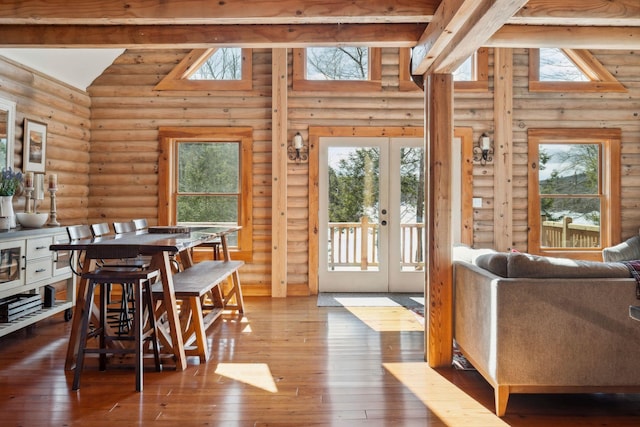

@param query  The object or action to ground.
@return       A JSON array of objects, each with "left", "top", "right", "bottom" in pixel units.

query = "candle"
[
  {"left": 293, "top": 133, "right": 303, "bottom": 150},
  {"left": 25, "top": 171, "right": 34, "bottom": 188},
  {"left": 48, "top": 173, "right": 58, "bottom": 190}
]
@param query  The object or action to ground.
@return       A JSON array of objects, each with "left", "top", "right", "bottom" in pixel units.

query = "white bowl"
[{"left": 16, "top": 212, "right": 49, "bottom": 228}]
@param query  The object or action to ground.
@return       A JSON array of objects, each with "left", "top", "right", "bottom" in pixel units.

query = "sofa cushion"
[
  {"left": 475, "top": 252, "right": 508, "bottom": 277},
  {"left": 602, "top": 235, "right": 640, "bottom": 262},
  {"left": 507, "top": 252, "right": 631, "bottom": 278}
]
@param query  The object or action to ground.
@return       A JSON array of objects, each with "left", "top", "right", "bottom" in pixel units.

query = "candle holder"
[
  {"left": 47, "top": 187, "right": 60, "bottom": 227},
  {"left": 23, "top": 186, "right": 34, "bottom": 213}
]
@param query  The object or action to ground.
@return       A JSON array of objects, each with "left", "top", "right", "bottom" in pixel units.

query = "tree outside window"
[
  {"left": 306, "top": 47, "right": 369, "bottom": 80},
  {"left": 177, "top": 142, "right": 240, "bottom": 244},
  {"left": 189, "top": 48, "right": 243, "bottom": 81},
  {"left": 528, "top": 128, "right": 620, "bottom": 259},
  {"left": 158, "top": 127, "right": 253, "bottom": 260}
]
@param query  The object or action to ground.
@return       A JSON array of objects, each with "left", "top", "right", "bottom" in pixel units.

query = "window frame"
[
  {"left": 529, "top": 48, "right": 626, "bottom": 93},
  {"left": 292, "top": 47, "right": 382, "bottom": 92},
  {"left": 399, "top": 47, "right": 488, "bottom": 92},
  {"left": 527, "top": 128, "right": 620, "bottom": 260},
  {"left": 158, "top": 127, "right": 253, "bottom": 261},
  {"left": 155, "top": 48, "right": 253, "bottom": 91}
]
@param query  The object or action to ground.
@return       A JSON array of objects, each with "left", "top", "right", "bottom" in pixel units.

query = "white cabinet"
[{"left": 0, "top": 227, "right": 74, "bottom": 337}]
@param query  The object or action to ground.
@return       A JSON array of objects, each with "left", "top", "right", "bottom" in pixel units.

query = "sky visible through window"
[{"left": 539, "top": 48, "right": 588, "bottom": 82}]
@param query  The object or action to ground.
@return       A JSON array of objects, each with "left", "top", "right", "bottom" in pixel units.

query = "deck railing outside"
[
  {"left": 328, "top": 215, "right": 600, "bottom": 270},
  {"left": 328, "top": 217, "right": 424, "bottom": 270},
  {"left": 541, "top": 216, "right": 600, "bottom": 248}
]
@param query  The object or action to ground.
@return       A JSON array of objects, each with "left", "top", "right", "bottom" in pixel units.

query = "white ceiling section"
[{"left": 0, "top": 48, "right": 124, "bottom": 91}]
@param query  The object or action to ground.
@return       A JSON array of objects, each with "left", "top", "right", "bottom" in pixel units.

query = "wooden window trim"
[
  {"left": 527, "top": 128, "right": 621, "bottom": 261},
  {"left": 399, "top": 48, "right": 489, "bottom": 92},
  {"left": 292, "top": 47, "right": 382, "bottom": 92},
  {"left": 529, "top": 49, "right": 626, "bottom": 93},
  {"left": 155, "top": 48, "right": 253, "bottom": 91},
  {"left": 158, "top": 126, "right": 253, "bottom": 261}
]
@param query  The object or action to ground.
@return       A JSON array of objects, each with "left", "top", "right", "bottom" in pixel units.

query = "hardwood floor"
[{"left": 1, "top": 296, "right": 640, "bottom": 426}]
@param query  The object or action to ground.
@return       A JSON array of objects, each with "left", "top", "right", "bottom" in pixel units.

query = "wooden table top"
[{"left": 50, "top": 225, "right": 241, "bottom": 254}]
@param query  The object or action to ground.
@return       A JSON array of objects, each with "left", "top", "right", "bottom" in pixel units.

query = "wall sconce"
[
  {"left": 287, "top": 132, "right": 308, "bottom": 163},
  {"left": 473, "top": 132, "right": 493, "bottom": 166}
]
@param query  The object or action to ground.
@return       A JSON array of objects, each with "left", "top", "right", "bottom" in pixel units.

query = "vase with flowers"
[{"left": 0, "top": 168, "right": 23, "bottom": 228}]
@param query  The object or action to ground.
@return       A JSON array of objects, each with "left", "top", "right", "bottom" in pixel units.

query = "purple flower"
[{"left": 0, "top": 168, "right": 23, "bottom": 196}]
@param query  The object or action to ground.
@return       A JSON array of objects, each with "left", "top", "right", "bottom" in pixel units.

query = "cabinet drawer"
[
  {"left": 26, "top": 258, "right": 52, "bottom": 283},
  {"left": 26, "top": 236, "right": 53, "bottom": 260}
]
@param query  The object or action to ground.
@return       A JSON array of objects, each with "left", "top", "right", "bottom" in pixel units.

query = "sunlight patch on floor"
[
  {"left": 343, "top": 306, "right": 424, "bottom": 332},
  {"left": 384, "top": 362, "right": 508, "bottom": 426},
  {"left": 335, "top": 297, "right": 401, "bottom": 307},
  {"left": 214, "top": 363, "right": 278, "bottom": 392}
]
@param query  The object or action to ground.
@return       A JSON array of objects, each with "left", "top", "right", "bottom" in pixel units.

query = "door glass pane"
[
  {"left": 399, "top": 147, "right": 425, "bottom": 271},
  {"left": 327, "top": 146, "right": 380, "bottom": 271}
]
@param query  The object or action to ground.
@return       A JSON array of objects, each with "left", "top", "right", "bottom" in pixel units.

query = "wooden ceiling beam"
[
  {"left": 411, "top": 0, "right": 484, "bottom": 76},
  {"left": 488, "top": 25, "right": 640, "bottom": 49},
  {"left": 0, "top": 23, "right": 427, "bottom": 48},
  {"left": 0, "top": 0, "right": 437, "bottom": 25},
  {"left": 412, "top": 0, "right": 528, "bottom": 75},
  {"left": 510, "top": 0, "right": 640, "bottom": 26}
]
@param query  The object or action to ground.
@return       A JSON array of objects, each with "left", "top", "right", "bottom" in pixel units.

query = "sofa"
[{"left": 453, "top": 242, "right": 640, "bottom": 416}]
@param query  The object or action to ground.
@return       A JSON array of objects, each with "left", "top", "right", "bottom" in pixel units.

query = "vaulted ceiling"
[{"left": 0, "top": 0, "right": 638, "bottom": 87}]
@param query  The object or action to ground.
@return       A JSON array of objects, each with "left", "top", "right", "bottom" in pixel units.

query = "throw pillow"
[{"left": 602, "top": 235, "right": 640, "bottom": 262}]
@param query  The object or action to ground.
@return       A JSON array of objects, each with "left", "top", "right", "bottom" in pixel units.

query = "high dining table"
[{"left": 50, "top": 225, "right": 242, "bottom": 372}]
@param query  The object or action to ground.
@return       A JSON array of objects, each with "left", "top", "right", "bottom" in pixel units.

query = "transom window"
[
  {"left": 155, "top": 48, "right": 253, "bottom": 91},
  {"left": 158, "top": 127, "right": 253, "bottom": 259},
  {"left": 527, "top": 128, "right": 620, "bottom": 259},
  {"left": 188, "top": 48, "right": 243, "bottom": 81},
  {"left": 399, "top": 48, "right": 488, "bottom": 92},
  {"left": 529, "top": 48, "right": 625, "bottom": 93},
  {"left": 293, "top": 47, "right": 382, "bottom": 91},
  {"left": 305, "top": 47, "right": 370, "bottom": 80},
  {"left": 538, "top": 48, "right": 588, "bottom": 82}
]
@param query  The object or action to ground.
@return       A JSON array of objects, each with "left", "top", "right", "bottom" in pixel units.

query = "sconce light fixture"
[
  {"left": 473, "top": 132, "right": 493, "bottom": 166},
  {"left": 287, "top": 132, "right": 308, "bottom": 163}
]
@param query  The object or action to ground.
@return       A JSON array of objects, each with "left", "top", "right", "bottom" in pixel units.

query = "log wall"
[
  {"left": 0, "top": 46, "right": 638, "bottom": 295},
  {"left": 511, "top": 48, "right": 640, "bottom": 249},
  {"left": 0, "top": 56, "right": 91, "bottom": 223}
]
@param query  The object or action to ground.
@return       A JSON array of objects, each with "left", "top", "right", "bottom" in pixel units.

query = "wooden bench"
[{"left": 151, "top": 260, "right": 244, "bottom": 362}]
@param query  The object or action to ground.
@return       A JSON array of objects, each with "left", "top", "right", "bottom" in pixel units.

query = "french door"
[{"left": 318, "top": 137, "right": 425, "bottom": 293}]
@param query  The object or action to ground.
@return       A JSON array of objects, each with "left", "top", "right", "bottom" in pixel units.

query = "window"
[
  {"left": 399, "top": 48, "right": 488, "bottom": 92},
  {"left": 293, "top": 47, "right": 382, "bottom": 91},
  {"left": 527, "top": 129, "right": 620, "bottom": 259},
  {"left": 158, "top": 127, "right": 253, "bottom": 260},
  {"left": 155, "top": 48, "right": 253, "bottom": 91},
  {"left": 529, "top": 48, "right": 625, "bottom": 93}
]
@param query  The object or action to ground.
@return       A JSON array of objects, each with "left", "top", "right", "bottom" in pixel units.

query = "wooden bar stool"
[
  {"left": 91, "top": 222, "right": 146, "bottom": 334},
  {"left": 73, "top": 244, "right": 162, "bottom": 392}
]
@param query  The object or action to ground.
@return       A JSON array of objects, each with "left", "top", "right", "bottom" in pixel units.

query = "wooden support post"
[
  {"left": 425, "top": 73, "right": 454, "bottom": 367},
  {"left": 271, "top": 48, "right": 288, "bottom": 298},
  {"left": 493, "top": 48, "right": 514, "bottom": 252}
]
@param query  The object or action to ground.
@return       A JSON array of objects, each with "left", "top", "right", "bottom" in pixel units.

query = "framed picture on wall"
[{"left": 23, "top": 119, "right": 47, "bottom": 173}]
